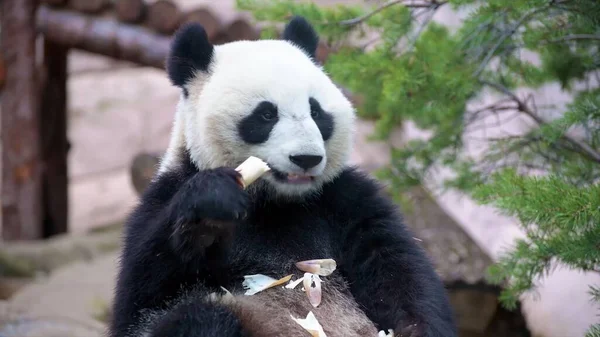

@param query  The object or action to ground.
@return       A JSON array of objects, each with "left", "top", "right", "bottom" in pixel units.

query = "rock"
[
  {"left": 399, "top": 186, "right": 493, "bottom": 286},
  {"left": 448, "top": 287, "right": 498, "bottom": 333},
  {"left": 130, "top": 152, "right": 161, "bottom": 196},
  {"left": 0, "top": 253, "right": 118, "bottom": 337},
  {"left": 0, "top": 278, "right": 30, "bottom": 300},
  {"left": 0, "top": 226, "right": 122, "bottom": 277}
]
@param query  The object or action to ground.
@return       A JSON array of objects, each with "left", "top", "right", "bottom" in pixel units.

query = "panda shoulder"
[
  {"left": 329, "top": 166, "right": 382, "bottom": 195},
  {"left": 322, "top": 166, "right": 397, "bottom": 219}
]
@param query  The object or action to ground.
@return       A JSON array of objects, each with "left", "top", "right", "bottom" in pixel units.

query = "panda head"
[{"left": 162, "top": 16, "right": 355, "bottom": 198}]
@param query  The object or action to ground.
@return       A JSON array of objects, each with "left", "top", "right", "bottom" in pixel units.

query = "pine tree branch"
[
  {"left": 403, "top": 5, "right": 438, "bottom": 53},
  {"left": 465, "top": 99, "right": 517, "bottom": 124},
  {"left": 505, "top": 34, "right": 600, "bottom": 54},
  {"left": 480, "top": 80, "right": 600, "bottom": 164},
  {"left": 474, "top": 3, "right": 556, "bottom": 77},
  {"left": 547, "top": 34, "right": 600, "bottom": 42},
  {"left": 340, "top": 0, "right": 446, "bottom": 26}
]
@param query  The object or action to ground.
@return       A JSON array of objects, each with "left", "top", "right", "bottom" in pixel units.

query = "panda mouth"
[
  {"left": 271, "top": 168, "right": 315, "bottom": 184},
  {"left": 286, "top": 173, "right": 314, "bottom": 184}
]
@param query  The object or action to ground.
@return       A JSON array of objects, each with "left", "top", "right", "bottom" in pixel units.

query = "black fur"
[
  {"left": 149, "top": 300, "right": 248, "bottom": 337},
  {"left": 237, "top": 101, "right": 279, "bottom": 144},
  {"left": 109, "top": 148, "right": 457, "bottom": 337},
  {"left": 111, "top": 16, "right": 456, "bottom": 337},
  {"left": 167, "top": 23, "right": 214, "bottom": 94},
  {"left": 309, "top": 97, "right": 334, "bottom": 141},
  {"left": 282, "top": 16, "right": 319, "bottom": 60}
]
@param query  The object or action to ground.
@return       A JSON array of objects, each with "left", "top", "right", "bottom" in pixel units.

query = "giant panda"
[{"left": 108, "top": 16, "right": 457, "bottom": 337}]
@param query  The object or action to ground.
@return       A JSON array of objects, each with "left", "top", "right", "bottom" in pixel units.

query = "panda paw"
[
  {"left": 396, "top": 323, "right": 422, "bottom": 337},
  {"left": 168, "top": 167, "right": 249, "bottom": 254},
  {"left": 173, "top": 167, "right": 249, "bottom": 222}
]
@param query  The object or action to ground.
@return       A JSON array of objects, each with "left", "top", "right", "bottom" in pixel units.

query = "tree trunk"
[
  {"left": 116, "top": 0, "right": 146, "bottom": 24},
  {"left": 40, "top": 40, "right": 69, "bottom": 238},
  {"left": 146, "top": 0, "right": 181, "bottom": 35},
  {"left": 1, "top": 0, "right": 43, "bottom": 240},
  {"left": 37, "top": 5, "right": 171, "bottom": 69}
]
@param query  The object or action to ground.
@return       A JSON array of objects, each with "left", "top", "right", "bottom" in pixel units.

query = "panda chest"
[{"left": 225, "top": 210, "right": 338, "bottom": 279}]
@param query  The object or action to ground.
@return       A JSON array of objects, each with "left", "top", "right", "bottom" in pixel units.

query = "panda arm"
[
  {"left": 109, "top": 165, "right": 248, "bottom": 337},
  {"left": 333, "top": 171, "right": 457, "bottom": 337}
]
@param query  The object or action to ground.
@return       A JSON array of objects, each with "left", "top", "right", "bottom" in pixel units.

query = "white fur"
[{"left": 158, "top": 39, "right": 356, "bottom": 196}]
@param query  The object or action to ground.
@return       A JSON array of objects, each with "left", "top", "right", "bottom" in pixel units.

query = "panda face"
[
  {"left": 236, "top": 97, "right": 331, "bottom": 182},
  {"left": 164, "top": 17, "right": 355, "bottom": 197}
]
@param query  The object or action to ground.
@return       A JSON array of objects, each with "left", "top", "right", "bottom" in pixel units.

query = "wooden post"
[
  {"left": 0, "top": 55, "right": 5, "bottom": 90},
  {"left": 1, "top": 0, "right": 43, "bottom": 240},
  {"left": 40, "top": 40, "right": 69, "bottom": 238}
]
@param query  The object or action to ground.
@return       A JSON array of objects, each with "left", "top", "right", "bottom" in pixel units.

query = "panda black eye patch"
[
  {"left": 309, "top": 98, "right": 334, "bottom": 141},
  {"left": 237, "top": 101, "right": 279, "bottom": 144}
]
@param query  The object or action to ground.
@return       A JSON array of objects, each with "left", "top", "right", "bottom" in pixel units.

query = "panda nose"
[{"left": 289, "top": 154, "right": 323, "bottom": 170}]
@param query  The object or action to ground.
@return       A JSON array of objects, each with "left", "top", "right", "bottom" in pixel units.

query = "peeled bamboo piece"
[
  {"left": 295, "top": 258, "right": 337, "bottom": 276},
  {"left": 242, "top": 274, "right": 292, "bottom": 295},
  {"left": 291, "top": 311, "right": 327, "bottom": 337},
  {"left": 303, "top": 273, "right": 322, "bottom": 307},
  {"left": 235, "top": 156, "right": 270, "bottom": 188}
]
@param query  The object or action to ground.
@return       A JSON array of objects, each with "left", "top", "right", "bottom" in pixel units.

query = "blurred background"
[{"left": 0, "top": 0, "right": 598, "bottom": 336}]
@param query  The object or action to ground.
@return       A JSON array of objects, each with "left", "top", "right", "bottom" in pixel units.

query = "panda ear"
[
  {"left": 167, "top": 22, "right": 214, "bottom": 89},
  {"left": 282, "top": 16, "right": 319, "bottom": 60}
]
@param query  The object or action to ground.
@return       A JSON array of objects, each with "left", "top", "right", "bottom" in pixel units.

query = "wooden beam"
[
  {"left": 1, "top": 0, "right": 43, "bottom": 240},
  {"left": 41, "top": 0, "right": 67, "bottom": 7},
  {"left": 146, "top": 0, "right": 181, "bottom": 35},
  {"left": 116, "top": 0, "right": 147, "bottom": 24},
  {"left": 40, "top": 40, "right": 69, "bottom": 238},
  {"left": 69, "top": 0, "right": 110, "bottom": 14},
  {"left": 37, "top": 6, "right": 340, "bottom": 70},
  {"left": 225, "top": 18, "right": 260, "bottom": 42},
  {"left": 183, "top": 8, "right": 223, "bottom": 42},
  {"left": 37, "top": 5, "right": 171, "bottom": 69}
]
